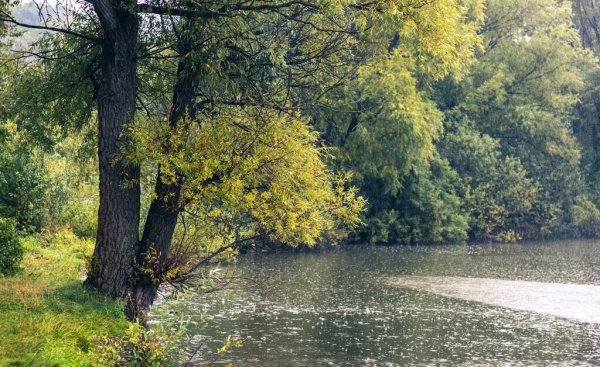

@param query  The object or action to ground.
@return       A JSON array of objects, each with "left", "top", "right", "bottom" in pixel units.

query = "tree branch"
[
  {"left": 137, "top": 1, "right": 321, "bottom": 19},
  {"left": 0, "top": 12, "right": 99, "bottom": 42}
]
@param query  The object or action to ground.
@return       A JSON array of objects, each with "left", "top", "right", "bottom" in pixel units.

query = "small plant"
[
  {"left": 92, "top": 320, "right": 188, "bottom": 367},
  {"left": 0, "top": 217, "right": 22, "bottom": 276},
  {"left": 217, "top": 335, "right": 242, "bottom": 354}
]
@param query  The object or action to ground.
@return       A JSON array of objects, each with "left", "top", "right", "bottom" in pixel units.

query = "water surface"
[
  {"left": 156, "top": 240, "right": 600, "bottom": 366},
  {"left": 389, "top": 276, "right": 600, "bottom": 324}
]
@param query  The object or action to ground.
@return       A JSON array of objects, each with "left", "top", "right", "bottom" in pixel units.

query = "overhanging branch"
[
  {"left": 137, "top": 0, "right": 321, "bottom": 18},
  {"left": 0, "top": 12, "right": 99, "bottom": 42}
]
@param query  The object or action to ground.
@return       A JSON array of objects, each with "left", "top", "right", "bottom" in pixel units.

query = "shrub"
[
  {"left": 92, "top": 321, "right": 187, "bottom": 367},
  {"left": 0, "top": 123, "right": 53, "bottom": 232},
  {"left": 441, "top": 121, "right": 547, "bottom": 242},
  {"left": 572, "top": 196, "right": 600, "bottom": 238},
  {"left": 356, "top": 154, "right": 468, "bottom": 245},
  {"left": 0, "top": 218, "right": 23, "bottom": 276},
  {"left": 60, "top": 183, "right": 98, "bottom": 238}
]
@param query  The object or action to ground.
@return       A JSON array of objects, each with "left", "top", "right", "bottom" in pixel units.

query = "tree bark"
[
  {"left": 85, "top": 0, "right": 141, "bottom": 299},
  {"left": 126, "top": 48, "right": 199, "bottom": 320}
]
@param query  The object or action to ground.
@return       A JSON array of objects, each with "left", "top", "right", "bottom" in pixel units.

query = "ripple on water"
[{"left": 154, "top": 240, "right": 600, "bottom": 366}]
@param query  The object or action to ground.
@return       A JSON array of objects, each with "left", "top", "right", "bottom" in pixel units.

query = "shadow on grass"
[
  {"left": 43, "top": 281, "right": 125, "bottom": 319},
  {"left": 1, "top": 281, "right": 128, "bottom": 367}
]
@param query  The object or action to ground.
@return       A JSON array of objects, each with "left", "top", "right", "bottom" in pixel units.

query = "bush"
[
  {"left": 0, "top": 218, "right": 23, "bottom": 276},
  {"left": 572, "top": 196, "right": 600, "bottom": 238},
  {"left": 0, "top": 150, "right": 50, "bottom": 232},
  {"left": 92, "top": 321, "right": 187, "bottom": 367},
  {"left": 441, "top": 121, "right": 547, "bottom": 242},
  {"left": 356, "top": 154, "right": 468, "bottom": 245},
  {"left": 0, "top": 124, "right": 53, "bottom": 232},
  {"left": 60, "top": 182, "right": 98, "bottom": 238}
]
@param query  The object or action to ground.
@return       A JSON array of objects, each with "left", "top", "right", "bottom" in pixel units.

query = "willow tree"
[
  {"left": 1, "top": 0, "right": 482, "bottom": 319},
  {"left": 309, "top": 1, "right": 483, "bottom": 243}
]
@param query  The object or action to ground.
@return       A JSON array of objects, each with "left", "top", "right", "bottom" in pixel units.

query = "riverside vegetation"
[{"left": 2, "top": 0, "right": 600, "bottom": 365}]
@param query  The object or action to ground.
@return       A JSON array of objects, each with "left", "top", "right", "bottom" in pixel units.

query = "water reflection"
[
  {"left": 155, "top": 240, "right": 600, "bottom": 366},
  {"left": 388, "top": 276, "right": 600, "bottom": 323}
]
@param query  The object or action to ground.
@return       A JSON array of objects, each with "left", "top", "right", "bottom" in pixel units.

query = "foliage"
[
  {"left": 305, "top": 0, "right": 483, "bottom": 244},
  {"left": 335, "top": 53, "right": 445, "bottom": 195},
  {"left": 0, "top": 29, "right": 97, "bottom": 148},
  {"left": 573, "top": 0, "right": 600, "bottom": 53},
  {"left": 0, "top": 124, "right": 51, "bottom": 231},
  {"left": 92, "top": 321, "right": 186, "bottom": 367},
  {"left": 217, "top": 335, "right": 243, "bottom": 355},
  {"left": 125, "top": 107, "right": 365, "bottom": 248},
  {"left": 571, "top": 196, "right": 600, "bottom": 238},
  {"left": 356, "top": 153, "right": 468, "bottom": 244},
  {"left": 469, "top": 0, "right": 590, "bottom": 212},
  {"left": 59, "top": 180, "right": 98, "bottom": 238},
  {"left": 433, "top": 0, "right": 596, "bottom": 241},
  {"left": 0, "top": 217, "right": 22, "bottom": 276},
  {"left": 48, "top": 130, "right": 99, "bottom": 238},
  {"left": 0, "top": 122, "right": 97, "bottom": 236},
  {"left": 572, "top": 0, "right": 600, "bottom": 206},
  {"left": 440, "top": 119, "right": 548, "bottom": 242},
  {"left": 313, "top": 0, "right": 484, "bottom": 187}
]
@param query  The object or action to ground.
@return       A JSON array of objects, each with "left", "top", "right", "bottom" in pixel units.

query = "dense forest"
[{"left": 2, "top": 0, "right": 600, "bottom": 365}]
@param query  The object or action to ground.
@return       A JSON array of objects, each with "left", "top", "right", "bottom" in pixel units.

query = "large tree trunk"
[
  {"left": 85, "top": 0, "right": 141, "bottom": 299},
  {"left": 126, "top": 49, "right": 199, "bottom": 320}
]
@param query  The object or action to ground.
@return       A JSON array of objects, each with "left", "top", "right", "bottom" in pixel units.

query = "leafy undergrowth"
[{"left": 0, "top": 229, "right": 130, "bottom": 367}]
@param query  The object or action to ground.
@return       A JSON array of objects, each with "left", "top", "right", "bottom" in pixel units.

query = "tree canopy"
[{"left": 0, "top": 0, "right": 486, "bottom": 320}]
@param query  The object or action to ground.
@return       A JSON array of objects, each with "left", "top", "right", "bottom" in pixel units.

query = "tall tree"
[
  {"left": 88, "top": 0, "right": 142, "bottom": 299},
  {"left": 1, "top": 0, "right": 483, "bottom": 319},
  {"left": 310, "top": 1, "right": 483, "bottom": 243},
  {"left": 573, "top": 0, "right": 600, "bottom": 52},
  {"left": 437, "top": 0, "right": 596, "bottom": 240},
  {"left": 572, "top": 0, "right": 600, "bottom": 195}
]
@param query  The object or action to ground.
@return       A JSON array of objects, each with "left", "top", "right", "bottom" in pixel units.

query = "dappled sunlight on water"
[{"left": 155, "top": 240, "right": 600, "bottom": 366}]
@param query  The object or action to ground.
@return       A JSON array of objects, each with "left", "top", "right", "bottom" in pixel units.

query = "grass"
[{"left": 0, "top": 229, "right": 130, "bottom": 367}]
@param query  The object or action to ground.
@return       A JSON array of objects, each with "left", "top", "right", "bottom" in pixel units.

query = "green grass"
[{"left": 0, "top": 229, "right": 130, "bottom": 367}]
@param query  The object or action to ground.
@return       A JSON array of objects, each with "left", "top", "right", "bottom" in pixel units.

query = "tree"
[
  {"left": 1, "top": 0, "right": 483, "bottom": 319},
  {"left": 308, "top": 1, "right": 483, "bottom": 244},
  {"left": 439, "top": 118, "right": 544, "bottom": 241},
  {"left": 355, "top": 152, "right": 469, "bottom": 244},
  {"left": 572, "top": 0, "right": 600, "bottom": 202},
  {"left": 573, "top": 0, "right": 600, "bottom": 53},
  {"left": 435, "top": 0, "right": 595, "bottom": 239}
]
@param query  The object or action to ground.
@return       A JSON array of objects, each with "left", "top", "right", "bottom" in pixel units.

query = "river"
[{"left": 154, "top": 240, "right": 600, "bottom": 366}]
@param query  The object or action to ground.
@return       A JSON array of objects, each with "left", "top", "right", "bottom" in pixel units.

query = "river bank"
[{"left": 0, "top": 229, "right": 129, "bottom": 366}]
